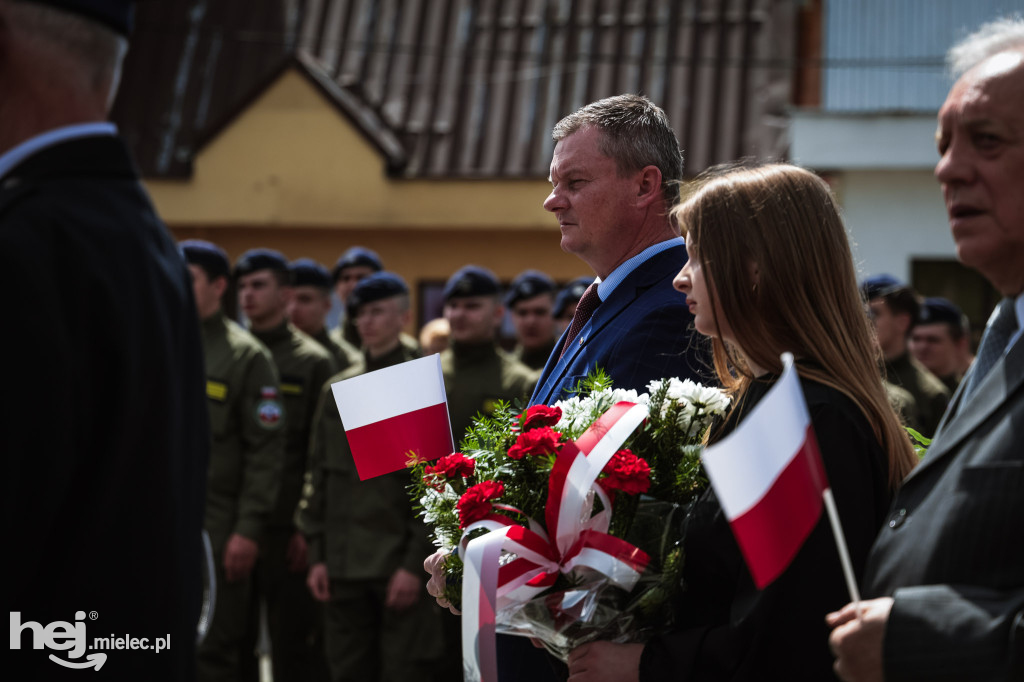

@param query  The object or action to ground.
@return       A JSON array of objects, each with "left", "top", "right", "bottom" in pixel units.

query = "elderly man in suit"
[
  {"left": 828, "top": 17, "right": 1024, "bottom": 682},
  {"left": 2, "top": 1, "right": 208, "bottom": 679}
]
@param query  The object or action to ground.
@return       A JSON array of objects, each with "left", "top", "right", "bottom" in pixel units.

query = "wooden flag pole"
[{"left": 822, "top": 488, "right": 862, "bottom": 619}]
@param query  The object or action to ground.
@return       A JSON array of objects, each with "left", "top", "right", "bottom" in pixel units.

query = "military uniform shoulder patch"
[
  {"left": 256, "top": 386, "right": 283, "bottom": 429},
  {"left": 279, "top": 374, "right": 305, "bottom": 396},
  {"left": 206, "top": 379, "right": 228, "bottom": 402}
]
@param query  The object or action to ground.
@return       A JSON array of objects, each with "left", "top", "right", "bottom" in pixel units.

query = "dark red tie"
[{"left": 560, "top": 283, "right": 601, "bottom": 358}]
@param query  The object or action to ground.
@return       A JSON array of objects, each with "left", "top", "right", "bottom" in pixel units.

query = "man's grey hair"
[
  {"left": 948, "top": 15, "right": 1024, "bottom": 77},
  {"left": 553, "top": 94, "right": 685, "bottom": 208},
  {"left": 9, "top": 0, "right": 128, "bottom": 105}
]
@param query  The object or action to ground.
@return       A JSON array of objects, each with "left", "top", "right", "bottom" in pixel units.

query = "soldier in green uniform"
[
  {"left": 288, "top": 258, "right": 360, "bottom": 371},
  {"left": 505, "top": 269, "right": 558, "bottom": 370},
  {"left": 330, "top": 246, "right": 421, "bottom": 356},
  {"left": 553, "top": 276, "right": 594, "bottom": 337},
  {"left": 234, "top": 249, "right": 337, "bottom": 682},
  {"left": 442, "top": 266, "right": 539, "bottom": 441},
  {"left": 910, "top": 297, "right": 974, "bottom": 392},
  {"left": 181, "top": 241, "right": 285, "bottom": 682},
  {"left": 298, "top": 272, "right": 445, "bottom": 681},
  {"left": 862, "top": 275, "right": 951, "bottom": 437},
  {"left": 437, "top": 265, "right": 538, "bottom": 678}
]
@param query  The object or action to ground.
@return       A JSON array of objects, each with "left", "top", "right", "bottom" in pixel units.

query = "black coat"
[
  {"left": 640, "top": 375, "right": 891, "bottom": 681},
  {"left": 2, "top": 134, "right": 209, "bottom": 681}
]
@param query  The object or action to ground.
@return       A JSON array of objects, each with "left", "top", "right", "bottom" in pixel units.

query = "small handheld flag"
[
  {"left": 332, "top": 354, "right": 454, "bottom": 480},
  {"left": 701, "top": 354, "right": 862, "bottom": 612}
]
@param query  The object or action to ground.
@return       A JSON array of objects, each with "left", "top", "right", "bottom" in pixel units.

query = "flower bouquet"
[{"left": 409, "top": 371, "right": 730, "bottom": 673}]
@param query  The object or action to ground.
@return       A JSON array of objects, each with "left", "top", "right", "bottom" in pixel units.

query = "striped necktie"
[{"left": 962, "top": 297, "right": 1018, "bottom": 400}]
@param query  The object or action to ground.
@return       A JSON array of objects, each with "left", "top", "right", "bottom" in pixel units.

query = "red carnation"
[
  {"left": 457, "top": 480, "right": 505, "bottom": 528},
  {"left": 522, "top": 404, "right": 562, "bottom": 430},
  {"left": 600, "top": 449, "right": 651, "bottom": 496},
  {"left": 424, "top": 452, "right": 475, "bottom": 480},
  {"left": 506, "top": 427, "right": 562, "bottom": 460}
]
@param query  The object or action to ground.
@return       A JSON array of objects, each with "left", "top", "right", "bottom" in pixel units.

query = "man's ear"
[
  {"left": 212, "top": 275, "right": 229, "bottom": 299},
  {"left": 493, "top": 303, "right": 506, "bottom": 328},
  {"left": 895, "top": 311, "right": 913, "bottom": 337},
  {"left": 635, "top": 165, "right": 664, "bottom": 207}
]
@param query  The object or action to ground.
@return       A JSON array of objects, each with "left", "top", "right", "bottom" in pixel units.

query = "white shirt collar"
[{"left": 595, "top": 237, "right": 685, "bottom": 301}]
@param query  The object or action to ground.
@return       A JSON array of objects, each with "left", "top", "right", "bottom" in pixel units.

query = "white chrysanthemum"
[
  {"left": 672, "top": 400, "right": 697, "bottom": 430},
  {"left": 678, "top": 380, "right": 731, "bottom": 414},
  {"left": 554, "top": 389, "right": 648, "bottom": 436},
  {"left": 553, "top": 396, "right": 588, "bottom": 433},
  {"left": 420, "top": 486, "right": 458, "bottom": 524}
]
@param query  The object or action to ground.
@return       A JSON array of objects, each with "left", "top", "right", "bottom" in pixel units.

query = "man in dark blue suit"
[
  {"left": 531, "top": 94, "right": 706, "bottom": 405},
  {"left": 425, "top": 94, "right": 708, "bottom": 681},
  {"left": 828, "top": 18, "right": 1024, "bottom": 682}
]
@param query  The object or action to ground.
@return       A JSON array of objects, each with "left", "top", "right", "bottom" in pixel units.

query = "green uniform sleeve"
[
  {"left": 297, "top": 380, "right": 332, "bottom": 564},
  {"left": 400, "top": 492, "right": 436, "bottom": 576},
  {"left": 234, "top": 349, "right": 286, "bottom": 541}
]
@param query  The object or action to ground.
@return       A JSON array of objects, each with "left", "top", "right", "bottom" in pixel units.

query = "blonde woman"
[{"left": 568, "top": 164, "right": 917, "bottom": 682}]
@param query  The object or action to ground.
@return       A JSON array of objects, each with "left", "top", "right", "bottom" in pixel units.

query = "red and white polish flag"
[
  {"left": 332, "top": 354, "right": 454, "bottom": 480},
  {"left": 701, "top": 353, "right": 829, "bottom": 589}
]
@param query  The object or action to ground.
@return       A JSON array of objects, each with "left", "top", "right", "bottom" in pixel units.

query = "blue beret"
[
  {"left": 289, "top": 259, "right": 332, "bottom": 289},
  {"left": 27, "top": 0, "right": 136, "bottom": 36},
  {"left": 332, "top": 247, "right": 383, "bottom": 281},
  {"left": 554, "top": 276, "right": 595, "bottom": 318},
  {"left": 347, "top": 272, "right": 408, "bottom": 314},
  {"left": 180, "top": 239, "right": 230, "bottom": 281},
  {"left": 443, "top": 265, "right": 500, "bottom": 302},
  {"left": 918, "top": 297, "right": 964, "bottom": 327},
  {"left": 504, "top": 270, "right": 556, "bottom": 307},
  {"left": 860, "top": 274, "right": 906, "bottom": 301},
  {"left": 234, "top": 248, "right": 289, "bottom": 279}
]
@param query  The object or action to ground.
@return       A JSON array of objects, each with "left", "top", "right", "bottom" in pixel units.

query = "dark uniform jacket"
[
  {"left": 201, "top": 311, "right": 284, "bottom": 551},
  {"left": 639, "top": 375, "right": 892, "bottom": 681},
  {"left": 251, "top": 321, "right": 336, "bottom": 530},
  {"left": 299, "top": 343, "right": 431, "bottom": 579},
  {"left": 865, "top": 332, "right": 1024, "bottom": 681},
  {"left": 441, "top": 341, "right": 538, "bottom": 445},
  {"left": 513, "top": 339, "right": 557, "bottom": 371},
  {"left": 885, "top": 351, "right": 950, "bottom": 438},
  {"left": 313, "top": 326, "right": 360, "bottom": 374},
  {"left": 2, "top": 134, "right": 209, "bottom": 681}
]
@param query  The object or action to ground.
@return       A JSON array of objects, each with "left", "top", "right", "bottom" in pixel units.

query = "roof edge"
[{"left": 191, "top": 52, "right": 409, "bottom": 175}]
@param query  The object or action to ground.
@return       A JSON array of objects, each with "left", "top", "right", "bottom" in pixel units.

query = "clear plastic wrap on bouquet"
[{"left": 494, "top": 497, "right": 688, "bottom": 661}]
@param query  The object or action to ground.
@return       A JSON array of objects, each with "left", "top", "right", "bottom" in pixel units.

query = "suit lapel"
[
  {"left": 904, "top": 339, "right": 1024, "bottom": 483},
  {"left": 530, "top": 245, "right": 685, "bottom": 405}
]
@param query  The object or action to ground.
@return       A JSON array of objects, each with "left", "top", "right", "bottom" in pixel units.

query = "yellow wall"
[
  {"left": 153, "top": 67, "right": 589, "bottom": 331},
  {"left": 145, "top": 68, "right": 555, "bottom": 229}
]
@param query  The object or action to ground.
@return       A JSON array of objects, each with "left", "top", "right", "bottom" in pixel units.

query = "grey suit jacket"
[{"left": 863, "top": 331, "right": 1024, "bottom": 681}]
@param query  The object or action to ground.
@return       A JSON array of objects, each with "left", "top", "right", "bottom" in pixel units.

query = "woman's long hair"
[{"left": 673, "top": 163, "right": 916, "bottom": 489}]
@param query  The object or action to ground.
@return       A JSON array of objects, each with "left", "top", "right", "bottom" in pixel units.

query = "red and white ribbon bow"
[{"left": 459, "top": 401, "right": 651, "bottom": 682}]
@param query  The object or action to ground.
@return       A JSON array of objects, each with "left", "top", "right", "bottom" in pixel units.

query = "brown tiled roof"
[{"left": 112, "top": 0, "right": 797, "bottom": 180}]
